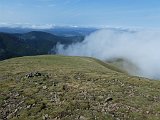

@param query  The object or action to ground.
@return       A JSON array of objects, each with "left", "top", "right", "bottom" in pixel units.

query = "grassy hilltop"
[{"left": 0, "top": 55, "right": 160, "bottom": 120}]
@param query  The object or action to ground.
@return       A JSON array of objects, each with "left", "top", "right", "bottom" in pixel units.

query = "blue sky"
[{"left": 1, "top": 0, "right": 160, "bottom": 28}]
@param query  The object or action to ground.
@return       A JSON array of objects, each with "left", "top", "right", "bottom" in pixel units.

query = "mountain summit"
[{"left": 0, "top": 55, "right": 160, "bottom": 119}]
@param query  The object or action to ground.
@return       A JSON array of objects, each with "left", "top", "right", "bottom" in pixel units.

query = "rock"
[
  {"left": 45, "top": 114, "right": 49, "bottom": 118},
  {"left": 105, "top": 97, "right": 113, "bottom": 102},
  {"left": 43, "top": 114, "right": 49, "bottom": 120},
  {"left": 53, "top": 81, "right": 58, "bottom": 86},
  {"left": 32, "top": 103, "right": 36, "bottom": 106},
  {"left": 35, "top": 72, "right": 41, "bottom": 77},
  {"left": 62, "top": 84, "right": 69, "bottom": 91},
  {"left": 146, "top": 111, "right": 150, "bottom": 114},
  {"left": 53, "top": 82, "right": 57, "bottom": 86},
  {"left": 79, "top": 116, "right": 86, "bottom": 120},
  {"left": 27, "top": 105, "right": 31, "bottom": 109},
  {"left": 25, "top": 71, "right": 44, "bottom": 78},
  {"left": 25, "top": 72, "right": 34, "bottom": 78},
  {"left": 15, "top": 93, "right": 19, "bottom": 97},
  {"left": 14, "top": 109, "right": 18, "bottom": 113},
  {"left": 43, "top": 86, "right": 47, "bottom": 89}
]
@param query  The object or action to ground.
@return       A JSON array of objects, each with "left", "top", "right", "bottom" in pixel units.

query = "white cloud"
[
  {"left": 0, "top": 23, "right": 55, "bottom": 29},
  {"left": 56, "top": 28, "right": 160, "bottom": 79},
  {"left": 29, "top": 24, "right": 55, "bottom": 29}
]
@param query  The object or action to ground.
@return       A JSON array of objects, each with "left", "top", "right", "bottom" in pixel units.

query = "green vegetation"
[
  {"left": 0, "top": 31, "right": 84, "bottom": 60},
  {"left": 0, "top": 55, "right": 160, "bottom": 120}
]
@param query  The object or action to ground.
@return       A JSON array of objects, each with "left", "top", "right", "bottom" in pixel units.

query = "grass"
[{"left": 0, "top": 55, "right": 160, "bottom": 120}]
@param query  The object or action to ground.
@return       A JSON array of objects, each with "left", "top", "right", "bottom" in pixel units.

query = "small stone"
[
  {"left": 121, "top": 84, "right": 125, "bottom": 87},
  {"left": 53, "top": 82, "right": 57, "bottom": 86},
  {"left": 27, "top": 105, "right": 31, "bottom": 109},
  {"left": 32, "top": 103, "right": 36, "bottom": 106},
  {"left": 42, "top": 114, "right": 49, "bottom": 120},
  {"left": 34, "top": 72, "right": 41, "bottom": 77},
  {"left": 79, "top": 116, "right": 86, "bottom": 120},
  {"left": 15, "top": 93, "right": 19, "bottom": 97},
  {"left": 62, "top": 84, "right": 69, "bottom": 91},
  {"left": 43, "top": 86, "right": 47, "bottom": 89},
  {"left": 15, "top": 109, "right": 18, "bottom": 113},
  {"left": 26, "top": 72, "right": 34, "bottom": 78},
  {"left": 45, "top": 114, "right": 49, "bottom": 118},
  {"left": 105, "top": 97, "right": 113, "bottom": 102}
]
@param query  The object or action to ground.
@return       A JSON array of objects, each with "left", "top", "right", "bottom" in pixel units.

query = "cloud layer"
[
  {"left": 0, "top": 23, "right": 55, "bottom": 29},
  {"left": 56, "top": 29, "right": 160, "bottom": 79}
]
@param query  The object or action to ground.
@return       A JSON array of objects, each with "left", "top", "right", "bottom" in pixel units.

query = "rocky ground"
[{"left": 0, "top": 55, "right": 160, "bottom": 120}]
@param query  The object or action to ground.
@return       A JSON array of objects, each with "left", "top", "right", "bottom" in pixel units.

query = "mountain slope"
[
  {"left": 107, "top": 58, "right": 141, "bottom": 76},
  {"left": 0, "top": 31, "right": 84, "bottom": 60},
  {"left": 0, "top": 55, "right": 160, "bottom": 120},
  {"left": 0, "top": 32, "right": 31, "bottom": 59}
]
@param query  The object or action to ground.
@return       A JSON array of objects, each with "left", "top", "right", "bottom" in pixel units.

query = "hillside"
[
  {"left": 0, "top": 55, "right": 160, "bottom": 120},
  {"left": 0, "top": 31, "right": 84, "bottom": 60},
  {"left": 107, "top": 58, "right": 140, "bottom": 77}
]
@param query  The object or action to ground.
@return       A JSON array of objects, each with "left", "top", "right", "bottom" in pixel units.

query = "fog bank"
[{"left": 56, "top": 29, "right": 160, "bottom": 79}]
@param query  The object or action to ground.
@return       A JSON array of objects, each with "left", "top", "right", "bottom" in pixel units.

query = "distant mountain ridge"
[
  {"left": 0, "top": 31, "right": 84, "bottom": 60},
  {"left": 0, "top": 26, "right": 98, "bottom": 36}
]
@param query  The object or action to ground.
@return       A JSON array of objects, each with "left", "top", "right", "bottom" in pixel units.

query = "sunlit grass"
[{"left": 0, "top": 55, "right": 160, "bottom": 120}]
